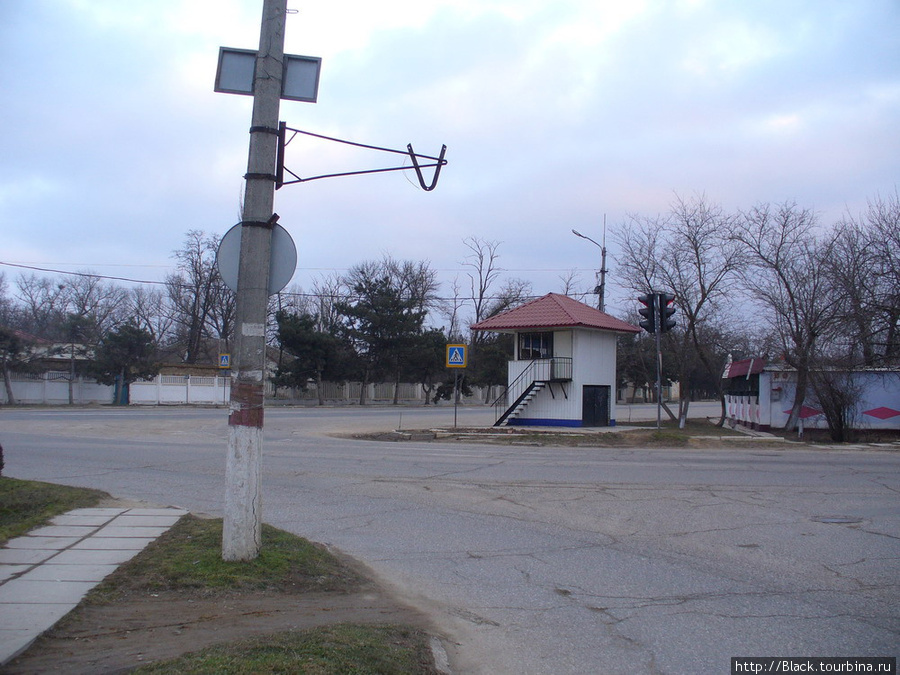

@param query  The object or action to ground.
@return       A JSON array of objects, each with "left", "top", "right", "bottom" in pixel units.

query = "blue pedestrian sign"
[
  {"left": 446, "top": 344, "right": 467, "bottom": 368},
  {"left": 218, "top": 353, "right": 231, "bottom": 369}
]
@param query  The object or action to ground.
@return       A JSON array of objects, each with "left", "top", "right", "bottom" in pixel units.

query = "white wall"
[
  {"left": 2, "top": 372, "right": 479, "bottom": 407},
  {"left": 129, "top": 375, "right": 231, "bottom": 405},
  {"left": 1, "top": 372, "right": 114, "bottom": 405},
  {"left": 510, "top": 328, "right": 619, "bottom": 425},
  {"left": 727, "top": 370, "right": 900, "bottom": 431}
]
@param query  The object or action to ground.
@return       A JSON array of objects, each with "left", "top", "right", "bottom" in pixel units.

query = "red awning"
[{"left": 725, "top": 357, "right": 766, "bottom": 379}]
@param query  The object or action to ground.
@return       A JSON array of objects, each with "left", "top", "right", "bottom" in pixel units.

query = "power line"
[
  {"left": 0, "top": 261, "right": 556, "bottom": 304},
  {"left": 2, "top": 260, "right": 599, "bottom": 276},
  {"left": 0, "top": 261, "right": 167, "bottom": 286}
]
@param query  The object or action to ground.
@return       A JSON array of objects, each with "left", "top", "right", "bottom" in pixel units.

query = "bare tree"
[
  {"left": 820, "top": 190, "right": 899, "bottom": 370},
  {"left": 439, "top": 276, "right": 466, "bottom": 341},
  {"left": 0, "top": 273, "right": 17, "bottom": 327},
  {"left": 734, "top": 202, "right": 840, "bottom": 431},
  {"left": 166, "top": 231, "right": 223, "bottom": 363},
  {"left": 827, "top": 219, "right": 879, "bottom": 365},
  {"left": 484, "top": 278, "right": 533, "bottom": 317},
  {"left": 274, "top": 285, "right": 312, "bottom": 317},
  {"left": 128, "top": 286, "right": 176, "bottom": 347},
  {"left": 0, "top": 327, "right": 34, "bottom": 405},
  {"left": 10, "top": 271, "right": 129, "bottom": 389},
  {"left": 462, "top": 237, "right": 503, "bottom": 331},
  {"left": 861, "top": 191, "right": 900, "bottom": 363},
  {"left": 14, "top": 274, "right": 69, "bottom": 339},
  {"left": 808, "top": 368, "right": 864, "bottom": 442},
  {"left": 382, "top": 255, "right": 440, "bottom": 316},
  {"left": 558, "top": 269, "right": 586, "bottom": 300},
  {"left": 63, "top": 274, "right": 128, "bottom": 336},
  {"left": 311, "top": 273, "right": 349, "bottom": 334},
  {"left": 614, "top": 194, "right": 744, "bottom": 425},
  {"left": 208, "top": 282, "right": 236, "bottom": 353},
  {"left": 614, "top": 216, "right": 661, "bottom": 294}
]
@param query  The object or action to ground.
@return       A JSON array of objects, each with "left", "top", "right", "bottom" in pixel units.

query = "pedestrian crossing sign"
[
  {"left": 446, "top": 344, "right": 467, "bottom": 368},
  {"left": 218, "top": 353, "right": 231, "bottom": 369}
]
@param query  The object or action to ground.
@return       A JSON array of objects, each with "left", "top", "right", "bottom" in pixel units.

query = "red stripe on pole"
[{"left": 228, "top": 383, "right": 265, "bottom": 427}]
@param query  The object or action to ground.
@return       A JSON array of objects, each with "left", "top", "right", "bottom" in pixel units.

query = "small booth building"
[{"left": 471, "top": 293, "right": 640, "bottom": 427}]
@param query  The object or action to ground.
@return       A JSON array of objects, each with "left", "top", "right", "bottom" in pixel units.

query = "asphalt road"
[{"left": 1, "top": 405, "right": 897, "bottom": 674}]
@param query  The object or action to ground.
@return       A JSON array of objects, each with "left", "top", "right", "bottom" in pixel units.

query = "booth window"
[{"left": 519, "top": 332, "right": 553, "bottom": 360}]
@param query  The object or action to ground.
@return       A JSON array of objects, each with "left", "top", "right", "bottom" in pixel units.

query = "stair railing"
[
  {"left": 491, "top": 358, "right": 572, "bottom": 424},
  {"left": 492, "top": 359, "right": 538, "bottom": 423}
]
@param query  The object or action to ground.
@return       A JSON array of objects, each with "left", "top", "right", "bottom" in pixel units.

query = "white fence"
[
  {"left": 0, "top": 372, "right": 233, "bottom": 406},
  {"left": 130, "top": 375, "right": 231, "bottom": 405},
  {"left": 270, "top": 381, "right": 493, "bottom": 405},
  {"left": 0, "top": 371, "right": 114, "bottom": 405},
  {"left": 1, "top": 372, "right": 492, "bottom": 406}
]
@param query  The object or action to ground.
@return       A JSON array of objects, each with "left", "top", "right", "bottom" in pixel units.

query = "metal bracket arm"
[
  {"left": 407, "top": 143, "right": 447, "bottom": 191},
  {"left": 276, "top": 123, "right": 448, "bottom": 191}
]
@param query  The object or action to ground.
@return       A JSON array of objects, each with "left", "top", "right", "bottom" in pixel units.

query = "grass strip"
[
  {"left": 90, "top": 514, "right": 363, "bottom": 601},
  {"left": 132, "top": 624, "right": 440, "bottom": 674},
  {"left": 0, "top": 476, "right": 108, "bottom": 545}
]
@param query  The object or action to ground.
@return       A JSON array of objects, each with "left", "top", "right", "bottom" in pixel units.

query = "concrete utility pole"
[
  {"left": 597, "top": 214, "right": 608, "bottom": 313},
  {"left": 572, "top": 217, "right": 608, "bottom": 312},
  {"left": 223, "top": 0, "right": 286, "bottom": 562}
]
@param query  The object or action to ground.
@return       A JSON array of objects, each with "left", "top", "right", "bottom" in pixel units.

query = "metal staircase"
[
  {"left": 492, "top": 358, "right": 572, "bottom": 427},
  {"left": 495, "top": 381, "right": 546, "bottom": 427}
]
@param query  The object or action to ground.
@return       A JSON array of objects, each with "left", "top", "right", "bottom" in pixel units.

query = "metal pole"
[
  {"left": 598, "top": 214, "right": 607, "bottom": 313},
  {"left": 223, "top": 0, "right": 286, "bottom": 562},
  {"left": 655, "top": 325, "right": 662, "bottom": 430},
  {"left": 453, "top": 371, "right": 459, "bottom": 428},
  {"left": 572, "top": 226, "right": 607, "bottom": 312},
  {"left": 654, "top": 292, "right": 663, "bottom": 429}
]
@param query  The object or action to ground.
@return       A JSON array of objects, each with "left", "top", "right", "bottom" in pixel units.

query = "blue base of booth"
[{"left": 507, "top": 419, "right": 618, "bottom": 428}]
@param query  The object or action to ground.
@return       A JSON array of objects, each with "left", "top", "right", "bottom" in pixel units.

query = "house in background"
[{"left": 471, "top": 293, "right": 640, "bottom": 427}]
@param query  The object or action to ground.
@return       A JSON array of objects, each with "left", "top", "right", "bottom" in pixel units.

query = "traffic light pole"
[
  {"left": 639, "top": 291, "right": 673, "bottom": 429},
  {"left": 223, "top": 0, "right": 286, "bottom": 562},
  {"left": 655, "top": 313, "right": 662, "bottom": 430}
]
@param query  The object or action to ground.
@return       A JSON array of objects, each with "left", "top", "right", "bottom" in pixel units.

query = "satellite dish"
[{"left": 216, "top": 223, "right": 297, "bottom": 296}]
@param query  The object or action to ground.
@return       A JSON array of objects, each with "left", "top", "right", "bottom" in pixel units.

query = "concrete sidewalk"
[{"left": 0, "top": 506, "right": 187, "bottom": 666}]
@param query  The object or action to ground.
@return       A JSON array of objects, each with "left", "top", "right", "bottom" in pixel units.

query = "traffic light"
[
  {"left": 638, "top": 293, "right": 656, "bottom": 333},
  {"left": 658, "top": 292, "right": 676, "bottom": 333}
]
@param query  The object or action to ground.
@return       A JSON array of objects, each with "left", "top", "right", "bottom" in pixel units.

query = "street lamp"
[{"left": 572, "top": 220, "right": 608, "bottom": 312}]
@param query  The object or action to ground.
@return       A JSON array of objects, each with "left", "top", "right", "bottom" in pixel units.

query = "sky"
[{"left": 1, "top": 0, "right": 898, "bottom": 318}]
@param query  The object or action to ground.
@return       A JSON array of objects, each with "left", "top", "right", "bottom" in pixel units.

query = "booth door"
[{"left": 582, "top": 385, "right": 610, "bottom": 427}]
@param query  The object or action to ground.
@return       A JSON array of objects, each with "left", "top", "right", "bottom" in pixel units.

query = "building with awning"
[{"left": 723, "top": 357, "right": 900, "bottom": 431}]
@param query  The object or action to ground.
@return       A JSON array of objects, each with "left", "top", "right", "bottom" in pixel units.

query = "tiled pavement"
[{"left": 0, "top": 506, "right": 188, "bottom": 666}]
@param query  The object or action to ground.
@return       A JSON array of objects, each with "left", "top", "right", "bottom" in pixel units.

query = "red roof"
[
  {"left": 471, "top": 293, "right": 641, "bottom": 333},
  {"left": 4, "top": 328, "right": 53, "bottom": 344},
  {"left": 724, "top": 357, "right": 766, "bottom": 379}
]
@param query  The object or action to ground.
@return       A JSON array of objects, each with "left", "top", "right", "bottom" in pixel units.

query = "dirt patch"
[
  {"left": 349, "top": 425, "right": 900, "bottom": 451},
  {"left": 348, "top": 426, "right": 789, "bottom": 449},
  {"left": 4, "top": 584, "right": 434, "bottom": 674}
]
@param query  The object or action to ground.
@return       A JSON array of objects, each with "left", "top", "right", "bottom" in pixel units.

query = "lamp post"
[{"left": 572, "top": 217, "right": 608, "bottom": 312}]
